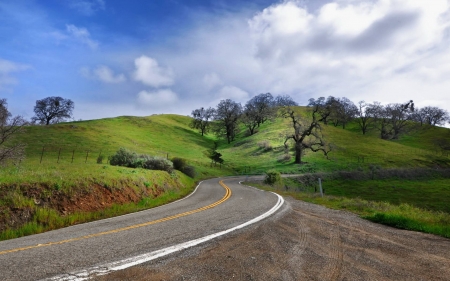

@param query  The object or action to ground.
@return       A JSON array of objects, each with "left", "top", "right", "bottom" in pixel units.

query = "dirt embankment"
[
  {"left": 96, "top": 197, "right": 450, "bottom": 281},
  {"left": 0, "top": 183, "right": 166, "bottom": 233}
]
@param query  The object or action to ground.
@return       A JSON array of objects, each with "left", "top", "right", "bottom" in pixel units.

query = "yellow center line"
[{"left": 0, "top": 180, "right": 232, "bottom": 256}]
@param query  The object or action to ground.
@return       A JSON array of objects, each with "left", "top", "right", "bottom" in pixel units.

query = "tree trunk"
[{"left": 294, "top": 142, "right": 302, "bottom": 164}]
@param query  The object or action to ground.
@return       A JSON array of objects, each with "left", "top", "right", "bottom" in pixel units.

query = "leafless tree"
[
  {"left": 213, "top": 99, "right": 242, "bottom": 144},
  {"left": 190, "top": 107, "right": 215, "bottom": 136},
  {"left": 0, "top": 99, "right": 28, "bottom": 166},
  {"left": 247, "top": 93, "right": 276, "bottom": 127},
  {"left": 356, "top": 101, "right": 376, "bottom": 135},
  {"left": 372, "top": 100, "right": 414, "bottom": 139},
  {"left": 413, "top": 106, "right": 449, "bottom": 126},
  {"left": 32, "top": 96, "right": 74, "bottom": 125},
  {"left": 280, "top": 103, "right": 331, "bottom": 164}
]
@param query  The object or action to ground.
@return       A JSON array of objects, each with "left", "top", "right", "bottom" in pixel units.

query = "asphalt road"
[{"left": 0, "top": 177, "right": 280, "bottom": 281}]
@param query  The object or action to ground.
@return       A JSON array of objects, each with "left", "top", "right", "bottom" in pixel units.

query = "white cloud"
[
  {"left": 80, "top": 66, "right": 126, "bottom": 83},
  {"left": 0, "top": 58, "right": 30, "bottom": 91},
  {"left": 217, "top": 86, "right": 249, "bottom": 102},
  {"left": 94, "top": 66, "right": 126, "bottom": 83},
  {"left": 137, "top": 89, "right": 178, "bottom": 107},
  {"left": 66, "top": 24, "right": 99, "bottom": 49},
  {"left": 69, "top": 0, "right": 105, "bottom": 16},
  {"left": 133, "top": 56, "right": 174, "bottom": 88}
]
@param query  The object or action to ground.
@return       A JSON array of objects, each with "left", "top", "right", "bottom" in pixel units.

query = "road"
[{"left": 0, "top": 177, "right": 282, "bottom": 281}]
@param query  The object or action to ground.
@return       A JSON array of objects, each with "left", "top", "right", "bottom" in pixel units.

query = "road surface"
[{"left": 0, "top": 177, "right": 282, "bottom": 281}]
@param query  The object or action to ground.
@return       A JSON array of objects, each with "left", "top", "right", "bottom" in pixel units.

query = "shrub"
[
  {"left": 142, "top": 157, "right": 174, "bottom": 173},
  {"left": 182, "top": 165, "right": 196, "bottom": 178},
  {"left": 109, "top": 148, "right": 137, "bottom": 167},
  {"left": 264, "top": 170, "right": 282, "bottom": 186},
  {"left": 172, "top": 157, "right": 187, "bottom": 171},
  {"left": 258, "top": 141, "right": 273, "bottom": 151}
]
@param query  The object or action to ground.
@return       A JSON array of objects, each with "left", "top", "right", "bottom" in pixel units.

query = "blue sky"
[{"left": 1, "top": 0, "right": 450, "bottom": 121}]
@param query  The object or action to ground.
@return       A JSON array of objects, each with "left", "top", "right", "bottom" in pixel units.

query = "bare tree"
[
  {"left": 280, "top": 103, "right": 331, "bottom": 164},
  {"left": 190, "top": 107, "right": 215, "bottom": 136},
  {"left": 307, "top": 96, "right": 338, "bottom": 125},
  {"left": 414, "top": 106, "right": 449, "bottom": 126},
  {"left": 32, "top": 96, "right": 74, "bottom": 125},
  {"left": 275, "top": 95, "right": 298, "bottom": 107},
  {"left": 241, "top": 102, "right": 259, "bottom": 136},
  {"left": 372, "top": 100, "right": 414, "bottom": 139},
  {"left": 214, "top": 99, "right": 242, "bottom": 144},
  {"left": 247, "top": 93, "right": 276, "bottom": 127},
  {"left": 0, "top": 99, "right": 28, "bottom": 165},
  {"left": 356, "top": 101, "right": 376, "bottom": 135},
  {"left": 335, "top": 97, "right": 358, "bottom": 129}
]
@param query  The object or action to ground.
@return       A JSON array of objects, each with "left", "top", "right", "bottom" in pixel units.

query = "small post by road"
[
  {"left": 40, "top": 146, "right": 45, "bottom": 164},
  {"left": 319, "top": 178, "right": 323, "bottom": 197},
  {"left": 71, "top": 149, "right": 75, "bottom": 163},
  {"left": 85, "top": 150, "right": 89, "bottom": 163}
]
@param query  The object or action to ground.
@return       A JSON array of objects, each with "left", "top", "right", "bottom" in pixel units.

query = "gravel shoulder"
[{"left": 96, "top": 196, "right": 450, "bottom": 281}]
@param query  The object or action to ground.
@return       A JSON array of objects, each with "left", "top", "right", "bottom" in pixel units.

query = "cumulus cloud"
[
  {"left": 137, "top": 89, "right": 178, "bottom": 107},
  {"left": 217, "top": 86, "right": 249, "bottom": 102},
  {"left": 0, "top": 58, "right": 30, "bottom": 91},
  {"left": 80, "top": 66, "right": 126, "bottom": 83},
  {"left": 66, "top": 24, "right": 99, "bottom": 49},
  {"left": 203, "top": 72, "right": 223, "bottom": 90},
  {"left": 133, "top": 56, "right": 174, "bottom": 88},
  {"left": 69, "top": 0, "right": 105, "bottom": 16}
]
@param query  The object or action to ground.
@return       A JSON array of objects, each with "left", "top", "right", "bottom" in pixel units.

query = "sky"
[{"left": 1, "top": 0, "right": 450, "bottom": 122}]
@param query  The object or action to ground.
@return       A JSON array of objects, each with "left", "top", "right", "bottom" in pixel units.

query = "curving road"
[{"left": 0, "top": 177, "right": 283, "bottom": 281}]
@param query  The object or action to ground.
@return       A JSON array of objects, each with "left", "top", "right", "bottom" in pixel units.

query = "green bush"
[
  {"left": 109, "top": 148, "right": 137, "bottom": 167},
  {"left": 142, "top": 157, "right": 174, "bottom": 173},
  {"left": 182, "top": 165, "right": 196, "bottom": 178},
  {"left": 264, "top": 170, "right": 282, "bottom": 186},
  {"left": 172, "top": 157, "right": 187, "bottom": 171}
]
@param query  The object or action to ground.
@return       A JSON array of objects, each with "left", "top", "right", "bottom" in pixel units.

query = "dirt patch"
[
  {"left": 0, "top": 183, "right": 165, "bottom": 233},
  {"left": 95, "top": 197, "right": 450, "bottom": 281}
]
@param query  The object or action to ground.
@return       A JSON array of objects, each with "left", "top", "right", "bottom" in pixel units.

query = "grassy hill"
[{"left": 1, "top": 108, "right": 449, "bottom": 239}]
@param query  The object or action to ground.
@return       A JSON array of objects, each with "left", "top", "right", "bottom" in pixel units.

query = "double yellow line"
[{"left": 0, "top": 180, "right": 232, "bottom": 255}]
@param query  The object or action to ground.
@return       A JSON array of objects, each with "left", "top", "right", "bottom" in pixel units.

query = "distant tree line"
[{"left": 191, "top": 93, "right": 450, "bottom": 164}]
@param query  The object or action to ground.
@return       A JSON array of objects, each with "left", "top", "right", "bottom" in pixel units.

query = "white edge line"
[{"left": 44, "top": 183, "right": 284, "bottom": 281}]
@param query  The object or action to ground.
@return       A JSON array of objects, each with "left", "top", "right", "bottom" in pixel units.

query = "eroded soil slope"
[{"left": 96, "top": 197, "right": 450, "bottom": 281}]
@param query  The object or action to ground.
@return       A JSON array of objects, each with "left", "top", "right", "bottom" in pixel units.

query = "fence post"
[
  {"left": 85, "top": 150, "right": 89, "bottom": 163},
  {"left": 71, "top": 150, "right": 75, "bottom": 163},
  {"left": 318, "top": 178, "right": 323, "bottom": 197},
  {"left": 40, "top": 146, "right": 45, "bottom": 164}
]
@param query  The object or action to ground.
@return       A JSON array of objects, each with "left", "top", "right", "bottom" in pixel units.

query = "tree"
[
  {"left": 241, "top": 102, "right": 259, "bottom": 136},
  {"left": 335, "top": 97, "right": 358, "bottom": 129},
  {"left": 247, "top": 93, "right": 276, "bottom": 127},
  {"left": 213, "top": 99, "right": 242, "bottom": 144},
  {"left": 0, "top": 99, "right": 28, "bottom": 165},
  {"left": 372, "top": 100, "right": 414, "bottom": 139},
  {"left": 307, "top": 96, "right": 337, "bottom": 125},
  {"left": 356, "top": 101, "right": 376, "bottom": 135},
  {"left": 280, "top": 103, "right": 331, "bottom": 164},
  {"left": 32, "top": 96, "right": 74, "bottom": 125},
  {"left": 190, "top": 107, "right": 215, "bottom": 136},
  {"left": 413, "top": 106, "right": 449, "bottom": 126},
  {"left": 274, "top": 95, "right": 298, "bottom": 107},
  {"left": 205, "top": 142, "right": 224, "bottom": 167}
]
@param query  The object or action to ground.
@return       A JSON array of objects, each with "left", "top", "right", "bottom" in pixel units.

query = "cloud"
[
  {"left": 203, "top": 72, "right": 223, "bottom": 90},
  {"left": 80, "top": 66, "right": 126, "bottom": 83},
  {"left": 133, "top": 56, "right": 174, "bottom": 87},
  {"left": 0, "top": 58, "right": 30, "bottom": 91},
  {"left": 137, "top": 89, "right": 178, "bottom": 107},
  {"left": 66, "top": 24, "right": 99, "bottom": 49},
  {"left": 69, "top": 0, "right": 105, "bottom": 16},
  {"left": 217, "top": 86, "right": 249, "bottom": 102}
]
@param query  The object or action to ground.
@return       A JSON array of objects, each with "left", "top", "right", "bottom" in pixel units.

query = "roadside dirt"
[
  {"left": 95, "top": 197, "right": 450, "bottom": 281},
  {"left": 0, "top": 184, "right": 165, "bottom": 232}
]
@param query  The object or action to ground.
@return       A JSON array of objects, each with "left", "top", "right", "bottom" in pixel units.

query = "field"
[{"left": 1, "top": 108, "right": 450, "bottom": 239}]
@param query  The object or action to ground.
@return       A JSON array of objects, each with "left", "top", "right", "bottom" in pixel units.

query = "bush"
[
  {"left": 172, "top": 157, "right": 187, "bottom": 171},
  {"left": 182, "top": 165, "right": 196, "bottom": 178},
  {"left": 109, "top": 148, "right": 137, "bottom": 167},
  {"left": 97, "top": 155, "right": 104, "bottom": 164},
  {"left": 142, "top": 157, "right": 174, "bottom": 173},
  {"left": 258, "top": 141, "right": 273, "bottom": 151},
  {"left": 264, "top": 170, "right": 282, "bottom": 186}
]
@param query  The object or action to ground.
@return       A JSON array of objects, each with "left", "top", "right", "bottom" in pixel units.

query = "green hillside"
[{"left": 1, "top": 109, "right": 449, "bottom": 240}]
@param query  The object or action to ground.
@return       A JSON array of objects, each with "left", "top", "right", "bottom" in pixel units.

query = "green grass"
[
  {"left": 1, "top": 109, "right": 449, "bottom": 239},
  {"left": 249, "top": 182, "right": 450, "bottom": 238}
]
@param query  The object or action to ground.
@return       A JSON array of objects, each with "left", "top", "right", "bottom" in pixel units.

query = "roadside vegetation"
[{"left": 0, "top": 93, "right": 449, "bottom": 240}]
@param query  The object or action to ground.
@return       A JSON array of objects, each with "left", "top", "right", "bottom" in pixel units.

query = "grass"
[
  {"left": 248, "top": 181, "right": 450, "bottom": 238},
  {"left": 1, "top": 109, "right": 450, "bottom": 239}
]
